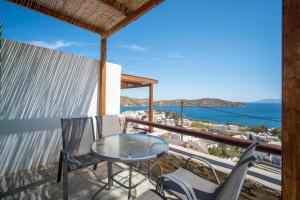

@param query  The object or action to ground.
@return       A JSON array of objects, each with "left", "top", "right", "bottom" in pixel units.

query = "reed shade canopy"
[
  {"left": 8, "top": 0, "right": 164, "bottom": 38},
  {"left": 121, "top": 74, "right": 158, "bottom": 89}
]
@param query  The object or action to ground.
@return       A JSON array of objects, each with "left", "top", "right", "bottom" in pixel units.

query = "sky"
[{"left": 0, "top": 0, "right": 282, "bottom": 102}]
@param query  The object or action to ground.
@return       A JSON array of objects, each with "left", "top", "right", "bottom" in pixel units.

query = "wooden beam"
[
  {"left": 100, "top": 0, "right": 132, "bottom": 16},
  {"left": 99, "top": 38, "right": 107, "bottom": 116},
  {"left": 180, "top": 100, "right": 184, "bottom": 141},
  {"left": 8, "top": 0, "right": 105, "bottom": 35},
  {"left": 103, "top": 0, "right": 164, "bottom": 38},
  {"left": 121, "top": 74, "right": 158, "bottom": 84},
  {"left": 282, "top": 0, "right": 300, "bottom": 199},
  {"left": 149, "top": 84, "right": 154, "bottom": 132},
  {"left": 121, "top": 85, "right": 150, "bottom": 89},
  {"left": 121, "top": 82, "right": 150, "bottom": 89}
]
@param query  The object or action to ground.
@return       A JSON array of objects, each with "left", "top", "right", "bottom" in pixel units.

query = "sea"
[{"left": 121, "top": 103, "right": 282, "bottom": 128}]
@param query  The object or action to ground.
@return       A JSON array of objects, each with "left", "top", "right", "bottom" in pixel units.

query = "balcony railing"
[{"left": 125, "top": 117, "right": 282, "bottom": 155}]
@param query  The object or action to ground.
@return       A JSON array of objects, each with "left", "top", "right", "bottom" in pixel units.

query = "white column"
[{"left": 105, "top": 62, "right": 121, "bottom": 115}]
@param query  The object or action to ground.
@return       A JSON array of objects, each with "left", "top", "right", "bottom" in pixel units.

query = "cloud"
[
  {"left": 119, "top": 44, "right": 148, "bottom": 52},
  {"left": 168, "top": 53, "right": 182, "bottom": 59},
  {"left": 28, "top": 40, "right": 78, "bottom": 50}
]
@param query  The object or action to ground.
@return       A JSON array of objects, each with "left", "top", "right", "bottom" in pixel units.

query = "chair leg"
[
  {"left": 57, "top": 151, "right": 63, "bottom": 183},
  {"left": 93, "top": 164, "right": 97, "bottom": 170},
  {"left": 63, "top": 162, "right": 68, "bottom": 200}
]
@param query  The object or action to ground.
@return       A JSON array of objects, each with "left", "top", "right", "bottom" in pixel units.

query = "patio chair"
[
  {"left": 136, "top": 174, "right": 197, "bottom": 200},
  {"left": 162, "top": 142, "right": 258, "bottom": 200},
  {"left": 96, "top": 115, "right": 122, "bottom": 137},
  {"left": 57, "top": 117, "right": 103, "bottom": 200}
]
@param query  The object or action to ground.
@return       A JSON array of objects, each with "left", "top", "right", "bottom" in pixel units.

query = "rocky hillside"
[
  {"left": 121, "top": 96, "right": 244, "bottom": 107},
  {"left": 121, "top": 96, "right": 149, "bottom": 107}
]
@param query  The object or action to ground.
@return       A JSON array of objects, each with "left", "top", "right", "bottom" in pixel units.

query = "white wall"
[
  {"left": 0, "top": 39, "right": 121, "bottom": 175},
  {"left": 105, "top": 62, "right": 121, "bottom": 115}
]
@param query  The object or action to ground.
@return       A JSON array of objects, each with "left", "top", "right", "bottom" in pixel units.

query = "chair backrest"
[
  {"left": 96, "top": 115, "right": 121, "bottom": 138},
  {"left": 214, "top": 142, "right": 258, "bottom": 200},
  {"left": 61, "top": 117, "right": 96, "bottom": 157}
]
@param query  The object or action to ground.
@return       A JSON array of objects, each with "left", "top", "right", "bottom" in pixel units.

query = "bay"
[{"left": 121, "top": 103, "right": 282, "bottom": 128}]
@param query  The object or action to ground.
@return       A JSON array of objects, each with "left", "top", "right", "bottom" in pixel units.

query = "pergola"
[
  {"left": 121, "top": 74, "right": 158, "bottom": 131},
  {"left": 5, "top": 0, "right": 300, "bottom": 199}
]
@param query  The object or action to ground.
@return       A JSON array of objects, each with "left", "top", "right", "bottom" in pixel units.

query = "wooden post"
[
  {"left": 282, "top": 0, "right": 300, "bottom": 199},
  {"left": 99, "top": 38, "right": 107, "bottom": 116},
  {"left": 149, "top": 84, "right": 154, "bottom": 132},
  {"left": 180, "top": 100, "right": 184, "bottom": 141}
]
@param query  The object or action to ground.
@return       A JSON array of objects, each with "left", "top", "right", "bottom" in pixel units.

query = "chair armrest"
[
  {"left": 185, "top": 156, "right": 221, "bottom": 184},
  {"left": 156, "top": 174, "right": 197, "bottom": 200}
]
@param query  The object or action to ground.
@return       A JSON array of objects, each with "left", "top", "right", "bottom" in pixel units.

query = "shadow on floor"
[{"left": 0, "top": 162, "right": 152, "bottom": 200}]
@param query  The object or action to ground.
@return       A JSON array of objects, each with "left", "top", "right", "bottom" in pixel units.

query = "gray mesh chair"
[
  {"left": 162, "top": 142, "right": 258, "bottom": 200},
  {"left": 96, "top": 115, "right": 122, "bottom": 137},
  {"left": 57, "top": 117, "right": 103, "bottom": 200},
  {"left": 136, "top": 174, "right": 197, "bottom": 200}
]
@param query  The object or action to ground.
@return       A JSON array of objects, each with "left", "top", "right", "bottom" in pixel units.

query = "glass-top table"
[{"left": 90, "top": 133, "right": 169, "bottom": 199}]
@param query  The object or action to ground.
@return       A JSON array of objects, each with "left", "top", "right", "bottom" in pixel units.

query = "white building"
[
  {"left": 245, "top": 132, "right": 280, "bottom": 143},
  {"left": 166, "top": 118, "right": 176, "bottom": 126},
  {"left": 213, "top": 124, "right": 229, "bottom": 132},
  {"left": 207, "top": 143, "right": 219, "bottom": 149},
  {"left": 228, "top": 125, "right": 239, "bottom": 132},
  {"left": 183, "top": 118, "right": 192, "bottom": 127}
]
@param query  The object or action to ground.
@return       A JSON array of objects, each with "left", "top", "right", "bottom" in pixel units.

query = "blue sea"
[{"left": 121, "top": 103, "right": 282, "bottom": 128}]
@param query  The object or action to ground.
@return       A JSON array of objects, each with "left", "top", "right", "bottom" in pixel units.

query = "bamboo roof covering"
[
  {"left": 8, "top": 0, "right": 164, "bottom": 38},
  {"left": 121, "top": 74, "right": 158, "bottom": 89}
]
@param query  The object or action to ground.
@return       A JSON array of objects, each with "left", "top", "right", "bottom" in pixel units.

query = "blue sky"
[{"left": 0, "top": 0, "right": 282, "bottom": 102}]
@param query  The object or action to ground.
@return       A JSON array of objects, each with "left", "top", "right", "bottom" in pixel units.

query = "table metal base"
[
  {"left": 91, "top": 183, "right": 108, "bottom": 200},
  {"left": 110, "top": 161, "right": 153, "bottom": 200},
  {"left": 92, "top": 161, "right": 157, "bottom": 200}
]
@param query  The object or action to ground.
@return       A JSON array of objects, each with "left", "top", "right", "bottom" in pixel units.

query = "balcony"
[
  {"left": 0, "top": 135, "right": 281, "bottom": 200},
  {"left": 1, "top": 0, "right": 299, "bottom": 199}
]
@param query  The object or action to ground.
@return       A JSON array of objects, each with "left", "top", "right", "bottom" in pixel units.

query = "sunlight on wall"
[{"left": 0, "top": 39, "right": 121, "bottom": 175}]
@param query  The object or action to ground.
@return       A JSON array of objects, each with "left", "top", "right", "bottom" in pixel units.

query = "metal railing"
[{"left": 125, "top": 117, "right": 282, "bottom": 155}]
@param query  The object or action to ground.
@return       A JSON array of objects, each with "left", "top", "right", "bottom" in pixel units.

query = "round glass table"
[{"left": 90, "top": 133, "right": 169, "bottom": 199}]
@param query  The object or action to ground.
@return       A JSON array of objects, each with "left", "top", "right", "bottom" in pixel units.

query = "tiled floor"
[{"left": 0, "top": 162, "right": 154, "bottom": 200}]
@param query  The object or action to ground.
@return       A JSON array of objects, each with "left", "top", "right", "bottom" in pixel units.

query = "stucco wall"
[
  {"left": 105, "top": 63, "right": 121, "bottom": 115},
  {"left": 0, "top": 39, "right": 121, "bottom": 175}
]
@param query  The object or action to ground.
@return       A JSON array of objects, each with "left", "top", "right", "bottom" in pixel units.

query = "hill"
[
  {"left": 121, "top": 96, "right": 244, "bottom": 107},
  {"left": 120, "top": 96, "right": 148, "bottom": 107}
]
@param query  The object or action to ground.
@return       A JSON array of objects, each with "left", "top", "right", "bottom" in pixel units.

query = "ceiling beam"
[
  {"left": 8, "top": 0, "right": 105, "bottom": 35},
  {"left": 121, "top": 83, "right": 150, "bottom": 89},
  {"left": 103, "top": 0, "right": 164, "bottom": 38},
  {"left": 100, "top": 0, "right": 132, "bottom": 16},
  {"left": 121, "top": 74, "right": 158, "bottom": 84}
]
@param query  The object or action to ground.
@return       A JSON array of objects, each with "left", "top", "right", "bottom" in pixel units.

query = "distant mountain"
[
  {"left": 121, "top": 96, "right": 244, "bottom": 107},
  {"left": 253, "top": 99, "right": 281, "bottom": 103},
  {"left": 120, "top": 96, "right": 149, "bottom": 107}
]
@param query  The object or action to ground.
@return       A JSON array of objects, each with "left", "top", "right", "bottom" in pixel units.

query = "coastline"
[{"left": 121, "top": 103, "right": 282, "bottom": 128}]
